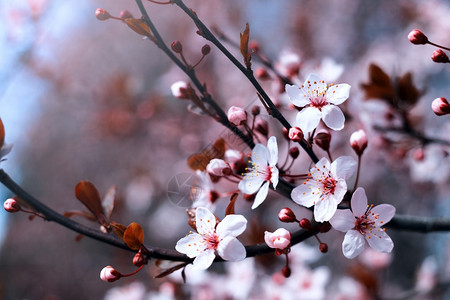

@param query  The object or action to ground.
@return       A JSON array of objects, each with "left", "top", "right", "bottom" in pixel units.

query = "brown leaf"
[
  {"left": 225, "top": 193, "right": 238, "bottom": 216},
  {"left": 0, "top": 118, "right": 4, "bottom": 148},
  {"left": 396, "top": 72, "right": 421, "bottom": 108},
  {"left": 240, "top": 23, "right": 251, "bottom": 68},
  {"left": 187, "top": 138, "right": 226, "bottom": 171},
  {"left": 154, "top": 262, "right": 188, "bottom": 278},
  {"left": 360, "top": 64, "right": 395, "bottom": 103},
  {"left": 74, "top": 181, "right": 107, "bottom": 226},
  {"left": 110, "top": 222, "right": 127, "bottom": 240},
  {"left": 102, "top": 185, "right": 117, "bottom": 220},
  {"left": 124, "top": 18, "right": 153, "bottom": 39},
  {"left": 123, "top": 222, "right": 144, "bottom": 250}
]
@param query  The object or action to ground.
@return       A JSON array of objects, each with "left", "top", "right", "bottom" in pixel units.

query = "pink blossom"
[
  {"left": 350, "top": 129, "right": 368, "bottom": 156},
  {"left": 408, "top": 29, "right": 428, "bottom": 45},
  {"left": 227, "top": 106, "right": 247, "bottom": 126},
  {"left": 206, "top": 159, "right": 231, "bottom": 176},
  {"left": 170, "top": 81, "right": 189, "bottom": 99},
  {"left": 100, "top": 266, "right": 121, "bottom": 282},
  {"left": 431, "top": 97, "right": 450, "bottom": 116},
  {"left": 264, "top": 228, "right": 292, "bottom": 250},
  {"left": 4, "top": 198, "right": 20, "bottom": 213}
]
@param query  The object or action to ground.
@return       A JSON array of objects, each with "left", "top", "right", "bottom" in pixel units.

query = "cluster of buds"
[{"left": 408, "top": 29, "right": 450, "bottom": 63}]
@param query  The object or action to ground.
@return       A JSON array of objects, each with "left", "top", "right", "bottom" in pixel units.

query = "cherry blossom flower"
[
  {"left": 264, "top": 228, "right": 291, "bottom": 250},
  {"left": 291, "top": 156, "right": 356, "bottom": 222},
  {"left": 191, "top": 171, "right": 218, "bottom": 211},
  {"left": 238, "top": 136, "right": 279, "bottom": 209},
  {"left": 285, "top": 74, "right": 351, "bottom": 133},
  {"left": 329, "top": 187, "right": 395, "bottom": 259},
  {"left": 175, "top": 207, "right": 247, "bottom": 270}
]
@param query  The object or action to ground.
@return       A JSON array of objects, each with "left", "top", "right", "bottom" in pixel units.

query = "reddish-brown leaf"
[
  {"left": 110, "top": 222, "right": 127, "bottom": 240},
  {"left": 154, "top": 262, "right": 188, "bottom": 278},
  {"left": 74, "top": 181, "right": 107, "bottom": 226},
  {"left": 225, "top": 193, "right": 238, "bottom": 216},
  {"left": 396, "top": 72, "right": 421, "bottom": 108},
  {"left": 360, "top": 64, "right": 395, "bottom": 103},
  {"left": 0, "top": 118, "right": 5, "bottom": 148},
  {"left": 240, "top": 23, "right": 251, "bottom": 68},
  {"left": 187, "top": 138, "right": 226, "bottom": 171},
  {"left": 123, "top": 222, "right": 144, "bottom": 250},
  {"left": 124, "top": 18, "right": 153, "bottom": 39}
]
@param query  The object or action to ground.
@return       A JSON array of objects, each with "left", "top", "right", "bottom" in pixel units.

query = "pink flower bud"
[
  {"left": 278, "top": 207, "right": 297, "bottom": 223},
  {"left": 288, "top": 127, "right": 304, "bottom": 142},
  {"left": 170, "top": 81, "right": 189, "bottom": 99},
  {"left": 171, "top": 41, "right": 183, "bottom": 53},
  {"left": 408, "top": 29, "right": 428, "bottom": 45},
  {"left": 319, "top": 243, "right": 328, "bottom": 253},
  {"left": 314, "top": 129, "right": 331, "bottom": 151},
  {"left": 4, "top": 198, "right": 20, "bottom": 213},
  {"left": 299, "top": 218, "right": 311, "bottom": 229},
  {"left": 206, "top": 158, "right": 232, "bottom": 176},
  {"left": 431, "top": 97, "right": 450, "bottom": 116},
  {"left": 431, "top": 49, "right": 449, "bottom": 63},
  {"left": 201, "top": 44, "right": 211, "bottom": 56},
  {"left": 251, "top": 105, "right": 260, "bottom": 116},
  {"left": 254, "top": 68, "right": 270, "bottom": 80},
  {"left": 95, "top": 8, "right": 111, "bottom": 21},
  {"left": 350, "top": 129, "right": 368, "bottom": 156},
  {"left": 249, "top": 40, "right": 259, "bottom": 52},
  {"left": 281, "top": 266, "right": 291, "bottom": 278},
  {"left": 227, "top": 106, "right": 247, "bottom": 126},
  {"left": 264, "top": 228, "right": 292, "bottom": 250},
  {"left": 119, "top": 10, "right": 133, "bottom": 19},
  {"left": 289, "top": 147, "right": 299, "bottom": 159},
  {"left": 100, "top": 266, "right": 121, "bottom": 282},
  {"left": 133, "top": 251, "right": 147, "bottom": 267}
]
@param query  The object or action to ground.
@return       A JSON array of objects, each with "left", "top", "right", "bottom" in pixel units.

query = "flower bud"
[
  {"left": 251, "top": 105, "right": 260, "bottom": 116},
  {"left": 289, "top": 147, "right": 299, "bottom": 159},
  {"left": 120, "top": 10, "right": 133, "bottom": 19},
  {"left": 413, "top": 148, "right": 425, "bottom": 161},
  {"left": 206, "top": 159, "right": 232, "bottom": 176},
  {"left": 350, "top": 129, "right": 368, "bottom": 156},
  {"left": 133, "top": 251, "right": 147, "bottom": 267},
  {"left": 254, "top": 67, "right": 270, "bottom": 80},
  {"left": 289, "top": 127, "right": 304, "bottom": 142},
  {"left": 225, "top": 149, "right": 243, "bottom": 163},
  {"left": 249, "top": 40, "right": 259, "bottom": 52},
  {"left": 95, "top": 8, "right": 111, "bottom": 21},
  {"left": 299, "top": 218, "right": 311, "bottom": 229},
  {"left": 201, "top": 44, "right": 211, "bottom": 56},
  {"left": 281, "top": 266, "right": 291, "bottom": 278},
  {"left": 431, "top": 97, "right": 450, "bottom": 116},
  {"left": 100, "top": 266, "right": 121, "bottom": 282},
  {"left": 227, "top": 106, "right": 247, "bottom": 126},
  {"left": 170, "top": 81, "right": 189, "bottom": 99},
  {"left": 319, "top": 243, "right": 328, "bottom": 253},
  {"left": 318, "top": 222, "right": 332, "bottom": 233},
  {"left": 4, "top": 198, "right": 20, "bottom": 213},
  {"left": 278, "top": 207, "right": 297, "bottom": 223},
  {"left": 171, "top": 41, "right": 183, "bottom": 53},
  {"left": 431, "top": 49, "right": 449, "bottom": 63},
  {"left": 264, "top": 228, "right": 292, "bottom": 250},
  {"left": 408, "top": 29, "right": 429, "bottom": 45},
  {"left": 314, "top": 129, "right": 331, "bottom": 151},
  {"left": 255, "top": 119, "right": 269, "bottom": 137}
]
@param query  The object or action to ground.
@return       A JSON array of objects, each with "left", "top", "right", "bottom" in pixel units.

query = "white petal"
[
  {"left": 296, "top": 107, "right": 322, "bottom": 133},
  {"left": 192, "top": 249, "right": 216, "bottom": 270},
  {"left": 331, "top": 179, "right": 348, "bottom": 204},
  {"left": 321, "top": 105, "right": 345, "bottom": 131},
  {"left": 285, "top": 84, "right": 310, "bottom": 107},
  {"left": 326, "top": 83, "right": 351, "bottom": 105},
  {"left": 175, "top": 233, "right": 207, "bottom": 258},
  {"left": 0, "top": 143, "right": 13, "bottom": 158},
  {"left": 252, "top": 181, "right": 269, "bottom": 209},
  {"left": 216, "top": 214, "right": 247, "bottom": 238},
  {"left": 251, "top": 144, "right": 269, "bottom": 169},
  {"left": 291, "top": 182, "right": 321, "bottom": 207},
  {"left": 314, "top": 195, "right": 338, "bottom": 222},
  {"left": 365, "top": 230, "right": 394, "bottom": 253},
  {"left": 342, "top": 230, "right": 365, "bottom": 259},
  {"left": 331, "top": 156, "right": 357, "bottom": 180},
  {"left": 271, "top": 166, "right": 279, "bottom": 189},
  {"left": 371, "top": 204, "right": 396, "bottom": 227},
  {"left": 238, "top": 176, "right": 265, "bottom": 195},
  {"left": 351, "top": 188, "right": 368, "bottom": 218},
  {"left": 195, "top": 207, "right": 216, "bottom": 235},
  {"left": 329, "top": 209, "right": 355, "bottom": 232},
  {"left": 310, "top": 157, "right": 331, "bottom": 180},
  {"left": 304, "top": 73, "right": 327, "bottom": 92},
  {"left": 267, "top": 136, "right": 278, "bottom": 166},
  {"left": 217, "top": 236, "right": 246, "bottom": 261}
]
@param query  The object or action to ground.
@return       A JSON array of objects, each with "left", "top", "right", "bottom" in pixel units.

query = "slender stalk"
[{"left": 428, "top": 41, "right": 450, "bottom": 52}]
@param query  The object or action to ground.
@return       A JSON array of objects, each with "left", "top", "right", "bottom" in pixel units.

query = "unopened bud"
[
  {"left": 350, "top": 129, "right": 368, "bottom": 156},
  {"left": 171, "top": 41, "right": 183, "bottom": 53},
  {"left": 133, "top": 251, "right": 147, "bottom": 267},
  {"left": 255, "top": 119, "right": 269, "bottom": 137},
  {"left": 201, "top": 44, "right": 211, "bottom": 56},
  {"left": 319, "top": 243, "right": 328, "bottom": 253},
  {"left": 289, "top": 147, "right": 299, "bottom": 159},
  {"left": 408, "top": 29, "right": 429, "bottom": 45},
  {"left": 254, "top": 67, "right": 270, "bottom": 80},
  {"left": 95, "top": 8, "right": 111, "bottom": 21},
  {"left": 318, "top": 222, "right": 332, "bottom": 233},
  {"left": 100, "top": 266, "right": 121, "bottom": 282},
  {"left": 4, "top": 198, "right": 20, "bottom": 213},
  {"left": 299, "top": 218, "right": 311, "bottom": 229},
  {"left": 278, "top": 207, "right": 297, "bottom": 223},
  {"left": 120, "top": 10, "right": 133, "bottom": 19},
  {"left": 251, "top": 105, "right": 260, "bottom": 116},
  {"left": 249, "top": 40, "right": 259, "bottom": 52},
  {"left": 209, "top": 190, "right": 220, "bottom": 203},
  {"left": 281, "top": 266, "right": 291, "bottom": 278},
  {"left": 170, "top": 81, "right": 189, "bottom": 99},
  {"left": 432, "top": 49, "right": 449, "bottom": 63},
  {"left": 206, "top": 159, "right": 232, "bottom": 176},
  {"left": 289, "top": 127, "right": 304, "bottom": 142},
  {"left": 227, "top": 106, "right": 247, "bottom": 126},
  {"left": 431, "top": 97, "right": 450, "bottom": 116},
  {"left": 264, "top": 228, "right": 291, "bottom": 250},
  {"left": 413, "top": 148, "right": 425, "bottom": 161},
  {"left": 314, "top": 129, "right": 331, "bottom": 151}
]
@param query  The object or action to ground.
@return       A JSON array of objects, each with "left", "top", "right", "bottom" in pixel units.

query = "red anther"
[
  {"left": 278, "top": 207, "right": 297, "bottom": 223},
  {"left": 171, "top": 41, "right": 183, "bottom": 53},
  {"left": 408, "top": 29, "right": 429, "bottom": 45}
]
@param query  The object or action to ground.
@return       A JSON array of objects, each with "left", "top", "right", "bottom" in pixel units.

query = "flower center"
[
  {"left": 354, "top": 205, "right": 378, "bottom": 235},
  {"left": 245, "top": 162, "right": 272, "bottom": 182},
  {"left": 309, "top": 96, "right": 328, "bottom": 110},
  {"left": 205, "top": 232, "right": 220, "bottom": 250},
  {"left": 320, "top": 176, "right": 336, "bottom": 195}
]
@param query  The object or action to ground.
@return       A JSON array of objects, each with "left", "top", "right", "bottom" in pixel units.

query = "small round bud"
[
  {"left": 319, "top": 243, "right": 328, "bottom": 253},
  {"left": 413, "top": 148, "right": 425, "bottom": 161},
  {"left": 249, "top": 40, "right": 259, "bottom": 52},
  {"left": 281, "top": 266, "right": 291, "bottom": 278},
  {"left": 289, "top": 147, "right": 299, "bottom": 159},
  {"left": 4, "top": 198, "right": 20, "bottom": 213},
  {"left": 254, "top": 67, "right": 270, "bottom": 80},
  {"left": 408, "top": 29, "right": 429, "bottom": 45},
  {"left": 264, "top": 228, "right": 292, "bottom": 250},
  {"left": 227, "top": 106, "right": 247, "bottom": 126},
  {"left": 255, "top": 119, "right": 269, "bottom": 137},
  {"left": 100, "top": 266, "right": 121, "bottom": 282},
  {"left": 318, "top": 222, "right": 332, "bottom": 233},
  {"left": 95, "top": 8, "right": 111, "bottom": 21},
  {"left": 251, "top": 105, "right": 260, "bottom": 116},
  {"left": 208, "top": 190, "right": 220, "bottom": 203},
  {"left": 171, "top": 41, "right": 183, "bottom": 53},
  {"left": 170, "top": 81, "right": 189, "bottom": 99},
  {"left": 431, "top": 49, "right": 449, "bottom": 63},
  {"left": 288, "top": 127, "right": 304, "bottom": 142},
  {"left": 299, "top": 218, "right": 311, "bottom": 229},
  {"left": 201, "top": 44, "right": 211, "bottom": 56},
  {"left": 431, "top": 97, "right": 450, "bottom": 116},
  {"left": 278, "top": 207, "right": 297, "bottom": 223},
  {"left": 314, "top": 129, "right": 331, "bottom": 151},
  {"left": 350, "top": 129, "right": 368, "bottom": 156},
  {"left": 206, "top": 159, "right": 232, "bottom": 176},
  {"left": 120, "top": 10, "right": 133, "bottom": 19},
  {"left": 133, "top": 251, "right": 147, "bottom": 267}
]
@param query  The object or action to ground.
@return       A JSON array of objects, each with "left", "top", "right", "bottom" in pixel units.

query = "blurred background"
[{"left": 0, "top": 0, "right": 449, "bottom": 299}]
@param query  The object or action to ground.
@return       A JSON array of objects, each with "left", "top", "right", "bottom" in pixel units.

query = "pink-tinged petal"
[
  {"left": 264, "top": 228, "right": 291, "bottom": 249},
  {"left": 192, "top": 249, "right": 216, "bottom": 270},
  {"left": 342, "top": 230, "right": 365, "bottom": 259},
  {"left": 285, "top": 84, "right": 310, "bottom": 107},
  {"left": 330, "top": 209, "right": 355, "bottom": 232},
  {"left": 217, "top": 236, "right": 246, "bottom": 261},
  {"left": 252, "top": 181, "right": 270, "bottom": 209},
  {"left": 310, "top": 157, "right": 331, "bottom": 181},
  {"left": 326, "top": 83, "right": 351, "bottom": 105},
  {"left": 331, "top": 156, "right": 357, "bottom": 180},
  {"left": 351, "top": 187, "right": 368, "bottom": 218},
  {"left": 238, "top": 176, "right": 265, "bottom": 195},
  {"left": 314, "top": 195, "right": 338, "bottom": 222},
  {"left": 296, "top": 107, "right": 322, "bottom": 133},
  {"left": 291, "top": 182, "right": 321, "bottom": 207},
  {"left": 304, "top": 73, "right": 327, "bottom": 92},
  {"left": 216, "top": 214, "right": 247, "bottom": 238},
  {"left": 365, "top": 230, "right": 394, "bottom": 253},
  {"left": 175, "top": 233, "right": 207, "bottom": 258},
  {"left": 251, "top": 143, "right": 269, "bottom": 168},
  {"left": 195, "top": 207, "right": 216, "bottom": 235},
  {"left": 321, "top": 105, "right": 345, "bottom": 131},
  {"left": 267, "top": 136, "right": 278, "bottom": 166},
  {"left": 330, "top": 179, "right": 347, "bottom": 204},
  {"left": 370, "top": 204, "right": 396, "bottom": 227},
  {"left": 271, "top": 166, "right": 279, "bottom": 189}
]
